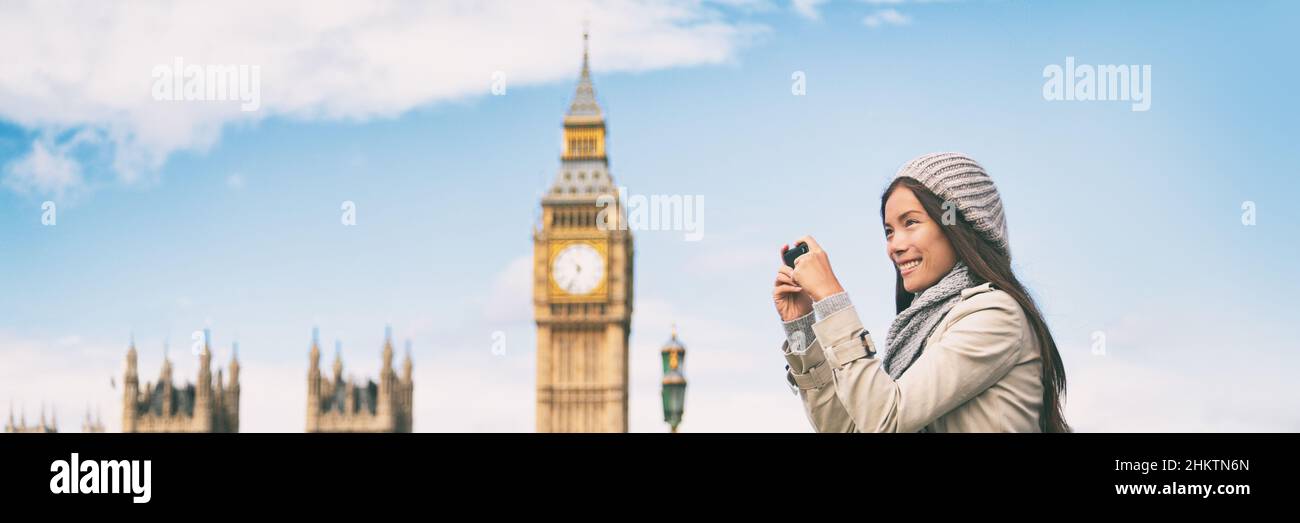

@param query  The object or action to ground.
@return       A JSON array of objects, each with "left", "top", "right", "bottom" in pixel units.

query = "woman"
[{"left": 773, "top": 152, "right": 1069, "bottom": 433}]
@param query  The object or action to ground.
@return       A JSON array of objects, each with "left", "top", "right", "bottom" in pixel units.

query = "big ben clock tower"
[{"left": 533, "top": 31, "right": 633, "bottom": 433}]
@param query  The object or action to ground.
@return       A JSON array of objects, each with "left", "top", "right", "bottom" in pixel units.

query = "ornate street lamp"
[{"left": 661, "top": 325, "right": 687, "bottom": 433}]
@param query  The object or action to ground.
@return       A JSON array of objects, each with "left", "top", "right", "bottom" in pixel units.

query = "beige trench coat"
[{"left": 782, "top": 283, "right": 1043, "bottom": 432}]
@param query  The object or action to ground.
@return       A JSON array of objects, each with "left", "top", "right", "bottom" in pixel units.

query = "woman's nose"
[{"left": 888, "top": 237, "right": 907, "bottom": 260}]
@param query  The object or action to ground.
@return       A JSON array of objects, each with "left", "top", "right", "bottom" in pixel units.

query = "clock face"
[{"left": 551, "top": 243, "right": 605, "bottom": 295}]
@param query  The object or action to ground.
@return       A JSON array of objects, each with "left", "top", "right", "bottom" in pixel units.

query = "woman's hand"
[
  {"left": 789, "top": 236, "right": 844, "bottom": 302},
  {"left": 773, "top": 263, "right": 813, "bottom": 322}
]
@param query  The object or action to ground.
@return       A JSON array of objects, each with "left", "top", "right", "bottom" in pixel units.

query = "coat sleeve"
[
  {"left": 782, "top": 335, "right": 856, "bottom": 433},
  {"left": 808, "top": 292, "right": 1025, "bottom": 433}
]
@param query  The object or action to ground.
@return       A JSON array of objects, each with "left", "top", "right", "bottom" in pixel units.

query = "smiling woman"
[
  {"left": 773, "top": 152, "right": 1069, "bottom": 433},
  {"left": 882, "top": 187, "right": 958, "bottom": 295}
]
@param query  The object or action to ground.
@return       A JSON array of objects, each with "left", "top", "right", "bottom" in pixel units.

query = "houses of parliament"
[
  {"left": 5, "top": 32, "right": 680, "bottom": 435},
  {"left": 7, "top": 326, "right": 415, "bottom": 434}
]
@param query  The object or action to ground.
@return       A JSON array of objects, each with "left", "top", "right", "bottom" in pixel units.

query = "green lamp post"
[{"left": 661, "top": 325, "right": 687, "bottom": 433}]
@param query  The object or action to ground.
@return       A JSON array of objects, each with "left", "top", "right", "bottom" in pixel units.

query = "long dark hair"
[{"left": 881, "top": 177, "right": 1070, "bottom": 433}]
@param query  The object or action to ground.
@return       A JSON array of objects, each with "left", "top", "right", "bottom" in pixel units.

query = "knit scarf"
[{"left": 883, "top": 262, "right": 980, "bottom": 380}]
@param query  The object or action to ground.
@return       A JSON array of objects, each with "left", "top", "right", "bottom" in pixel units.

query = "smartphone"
[{"left": 783, "top": 242, "right": 809, "bottom": 268}]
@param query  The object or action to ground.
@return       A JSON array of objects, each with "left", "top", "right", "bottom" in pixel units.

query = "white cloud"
[
  {"left": 3, "top": 138, "right": 86, "bottom": 199},
  {"left": 0, "top": 0, "right": 764, "bottom": 195},
  {"left": 792, "top": 0, "right": 828, "bottom": 20},
  {"left": 862, "top": 8, "right": 911, "bottom": 27}
]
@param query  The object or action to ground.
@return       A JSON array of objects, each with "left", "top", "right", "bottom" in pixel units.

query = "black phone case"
[{"left": 783, "top": 242, "right": 809, "bottom": 268}]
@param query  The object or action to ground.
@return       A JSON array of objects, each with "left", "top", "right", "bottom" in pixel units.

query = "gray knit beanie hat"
[{"left": 893, "top": 152, "right": 1010, "bottom": 257}]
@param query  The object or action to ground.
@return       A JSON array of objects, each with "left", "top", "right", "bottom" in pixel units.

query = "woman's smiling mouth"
[{"left": 898, "top": 258, "right": 922, "bottom": 276}]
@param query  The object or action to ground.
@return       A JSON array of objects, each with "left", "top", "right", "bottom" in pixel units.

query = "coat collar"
[{"left": 960, "top": 282, "right": 997, "bottom": 300}]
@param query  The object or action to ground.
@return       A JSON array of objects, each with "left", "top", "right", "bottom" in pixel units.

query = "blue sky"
[{"left": 1, "top": 0, "right": 1297, "bottom": 432}]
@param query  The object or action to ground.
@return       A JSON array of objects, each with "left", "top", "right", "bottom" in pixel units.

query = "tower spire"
[
  {"left": 160, "top": 339, "right": 173, "bottom": 385},
  {"left": 333, "top": 340, "right": 344, "bottom": 378},
  {"left": 126, "top": 335, "right": 138, "bottom": 375},
  {"left": 383, "top": 325, "right": 394, "bottom": 371},
  {"left": 309, "top": 328, "right": 321, "bottom": 373},
  {"left": 566, "top": 28, "right": 602, "bottom": 119},
  {"left": 230, "top": 341, "right": 240, "bottom": 381}
]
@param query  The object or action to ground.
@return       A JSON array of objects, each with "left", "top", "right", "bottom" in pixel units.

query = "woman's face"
[{"left": 883, "top": 186, "right": 958, "bottom": 294}]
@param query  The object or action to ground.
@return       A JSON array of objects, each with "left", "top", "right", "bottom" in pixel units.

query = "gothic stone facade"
[
  {"left": 122, "top": 331, "right": 240, "bottom": 433},
  {"left": 306, "top": 328, "right": 413, "bottom": 433}
]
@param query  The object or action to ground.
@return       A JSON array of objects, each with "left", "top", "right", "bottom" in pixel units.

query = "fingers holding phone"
[
  {"left": 782, "top": 242, "right": 809, "bottom": 268},
  {"left": 774, "top": 257, "right": 813, "bottom": 322},
  {"left": 789, "top": 235, "right": 844, "bottom": 301}
]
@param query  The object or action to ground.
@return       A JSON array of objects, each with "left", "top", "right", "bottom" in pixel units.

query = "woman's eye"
[{"left": 905, "top": 219, "right": 919, "bottom": 226}]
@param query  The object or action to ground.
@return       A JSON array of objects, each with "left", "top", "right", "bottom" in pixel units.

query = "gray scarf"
[{"left": 882, "top": 262, "right": 979, "bottom": 380}]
